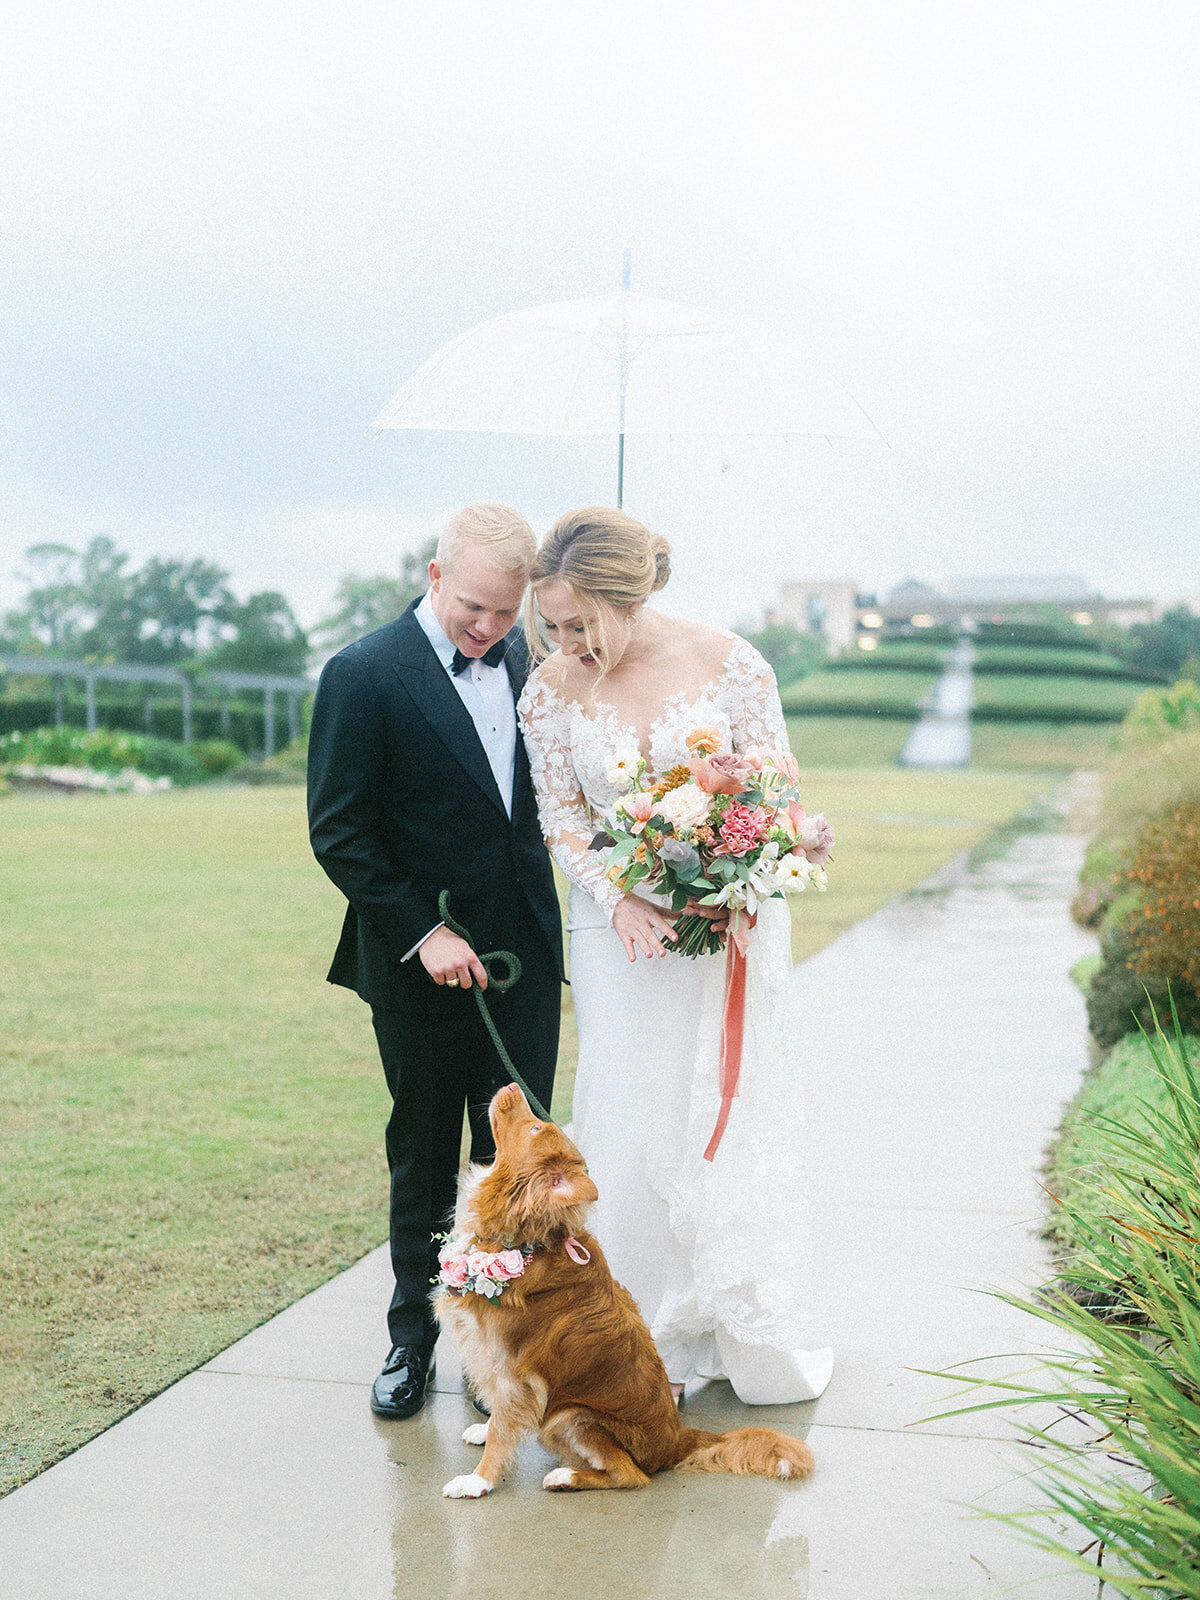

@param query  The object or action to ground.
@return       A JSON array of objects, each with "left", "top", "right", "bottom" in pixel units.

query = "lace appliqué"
[{"left": 517, "top": 674, "right": 625, "bottom": 919}]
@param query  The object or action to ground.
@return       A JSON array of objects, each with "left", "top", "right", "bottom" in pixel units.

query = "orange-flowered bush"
[{"left": 1125, "top": 801, "right": 1200, "bottom": 997}]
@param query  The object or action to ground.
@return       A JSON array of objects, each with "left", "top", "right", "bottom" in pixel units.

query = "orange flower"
[
  {"left": 686, "top": 726, "right": 723, "bottom": 757},
  {"left": 652, "top": 763, "right": 693, "bottom": 800}
]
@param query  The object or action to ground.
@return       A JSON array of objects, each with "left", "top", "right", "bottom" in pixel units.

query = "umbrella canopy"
[{"left": 373, "top": 290, "right": 878, "bottom": 441}]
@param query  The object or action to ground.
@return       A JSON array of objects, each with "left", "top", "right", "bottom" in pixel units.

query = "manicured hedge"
[
  {"left": 973, "top": 648, "right": 1168, "bottom": 682},
  {"left": 972, "top": 673, "right": 1144, "bottom": 722},
  {"left": 973, "top": 622, "right": 1105, "bottom": 650}
]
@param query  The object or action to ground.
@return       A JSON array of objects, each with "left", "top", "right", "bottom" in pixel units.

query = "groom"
[{"left": 307, "top": 503, "right": 562, "bottom": 1419}]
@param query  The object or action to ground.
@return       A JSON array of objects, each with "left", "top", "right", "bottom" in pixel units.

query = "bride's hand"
[{"left": 612, "top": 897, "right": 679, "bottom": 962}]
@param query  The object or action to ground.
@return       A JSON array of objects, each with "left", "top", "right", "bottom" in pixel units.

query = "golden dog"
[{"left": 435, "top": 1083, "right": 814, "bottom": 1497}]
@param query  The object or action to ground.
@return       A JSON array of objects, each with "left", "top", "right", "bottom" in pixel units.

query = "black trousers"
[{"left": 370, "top": 907, "right": 560, "bottom": 1352}]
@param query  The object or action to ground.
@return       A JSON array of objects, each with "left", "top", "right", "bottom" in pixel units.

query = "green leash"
[{"left": 437, "top": 890, "right": 552, "bottom": 1122}]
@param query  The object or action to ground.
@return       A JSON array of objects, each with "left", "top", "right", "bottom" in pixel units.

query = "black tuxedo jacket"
[{"left": 307, "top": 603, "right": 563, "bottom": 1013}]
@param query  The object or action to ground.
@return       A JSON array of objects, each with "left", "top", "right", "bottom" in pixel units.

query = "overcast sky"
[{"left": 2, "top": 0, "right": 1198, "bottom": 630}]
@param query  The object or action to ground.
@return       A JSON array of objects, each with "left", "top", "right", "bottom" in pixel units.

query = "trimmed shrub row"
[
  {"left": 973, "top": 622, "right": 1105, "bottom": 650},
  {"left": 972, "top": 659, "right": 1170, "bottom": 683}
]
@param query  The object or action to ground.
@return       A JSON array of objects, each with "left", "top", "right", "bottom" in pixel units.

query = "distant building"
[
  {"left": 769, "top": 580, "right": 870, "bottom": 652},
  {"left": 883, "top": 574, "right": 1157, "bottom": 629},
  {"left": 771, "top": 572, "right": 1162, "bottom": 652}
]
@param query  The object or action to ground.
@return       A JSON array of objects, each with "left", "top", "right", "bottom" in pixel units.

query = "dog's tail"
[{"left": 673, "top": 1426, "right": 813, "bottom": 1482}]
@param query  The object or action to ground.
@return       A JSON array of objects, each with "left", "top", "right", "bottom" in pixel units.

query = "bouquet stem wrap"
[{"left": 703, "top": 913, "right": 750, "bottom": 1162}]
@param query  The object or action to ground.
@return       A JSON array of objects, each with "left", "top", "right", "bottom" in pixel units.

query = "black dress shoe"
[{"left": 371, "top": 1345, "right": 436, "bottom": 1419}]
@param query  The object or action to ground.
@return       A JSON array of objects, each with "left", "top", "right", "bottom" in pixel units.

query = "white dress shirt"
[
  {"left": 414, "top": 590, "right": 517, "bottom": 815},
  {"left": 402, "top": 592, "right": 518, "bottom": 961}
]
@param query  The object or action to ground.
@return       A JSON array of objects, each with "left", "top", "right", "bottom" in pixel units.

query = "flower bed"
[{"left": 0, "top": 727, "right": 242, "bottom": 790}]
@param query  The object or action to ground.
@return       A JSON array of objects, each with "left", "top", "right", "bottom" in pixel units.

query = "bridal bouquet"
[{"left": 596, "top": 728, "right": 834, "bottom": 958}]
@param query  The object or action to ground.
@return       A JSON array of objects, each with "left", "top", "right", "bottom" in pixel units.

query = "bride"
[{"left": 517, "top": 507, "right": 833, "bottom": 1406}]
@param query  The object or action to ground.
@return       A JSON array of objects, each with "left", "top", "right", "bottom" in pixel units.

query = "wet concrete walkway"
[
  {"left": 0, "top": 799, "right": 1098, "bottom": 1598},
  {"left": 900, "top": 635, "right": 974, "bottom": 767}
]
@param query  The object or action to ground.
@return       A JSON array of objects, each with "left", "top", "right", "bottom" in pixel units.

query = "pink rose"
[
  {"left": 742, "top": 748, "right": 766, "bottom": 771},
  {"left": 440, "top": 1255, "right": 469, "bottom": 1288},
  {"left": 484, "top": 1249, "right": 527, "bottom": 1281},
  {"left": 690, "top": 753, "right": 753, "bottom": 795},
  {"left": 769, "top": 748, "right": 800, "bottom": 782},
  {"left": 796, "top": 811, "right": 834, "bottom": 867},
  {"left": 715, "top": 800, "right": 771, "bottom": 857}
]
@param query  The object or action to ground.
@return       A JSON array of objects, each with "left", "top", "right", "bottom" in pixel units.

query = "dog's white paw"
[
  {"left": 461, "top": 1422, "right": 489, "bottom": 1446},
  {"left": 542, "top": 1467, "right": 577, "bottom": 1491},
  {"left": 442, "top": 1472, "right": 493, "bottom": 1499}
]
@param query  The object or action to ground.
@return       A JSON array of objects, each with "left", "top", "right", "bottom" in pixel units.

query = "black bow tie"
[{"left": 451, "top": 639, "right": 508, "bottom": 675}]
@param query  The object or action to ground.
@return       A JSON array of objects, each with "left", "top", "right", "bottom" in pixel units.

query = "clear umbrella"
[{"left": 373, "top": 269, "right": 879, "bottom": 506}]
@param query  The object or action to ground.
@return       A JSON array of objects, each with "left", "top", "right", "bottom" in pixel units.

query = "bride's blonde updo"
[{"left": 526, "top": 507, "right": 671, "bottom": 673}]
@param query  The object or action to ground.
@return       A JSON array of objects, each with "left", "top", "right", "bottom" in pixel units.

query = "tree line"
[
  {"left": 0, "top": 535, "right": 442, "bottom": 676},
  {"left": 4, "top": 532, "right": 1196, "bottom": 685}
]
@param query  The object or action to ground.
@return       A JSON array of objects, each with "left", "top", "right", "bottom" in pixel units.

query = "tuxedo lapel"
[
  {"left": 391, "top": 607, "right": 508, "bottom": 818},
  {"left": 504, "top": 631, "right": 539, "bottom": 830}
]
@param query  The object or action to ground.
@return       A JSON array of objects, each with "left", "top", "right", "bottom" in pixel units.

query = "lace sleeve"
[
  {"left": 720, "top": 635, "right": 791, "bottom": 753},
  {"left": 518, "top": 673, "right": 624, "bottom": 921}
]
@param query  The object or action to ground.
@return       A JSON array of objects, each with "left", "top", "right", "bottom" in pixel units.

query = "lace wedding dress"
[{"left": 518, "top": 634, "right": 833, "bottom": 1404}]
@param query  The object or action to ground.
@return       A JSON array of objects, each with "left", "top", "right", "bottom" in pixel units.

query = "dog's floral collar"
[
  {"left": 435, "top": 1233, "right": 591, "bottom": 1299},
  {"left": 436, "top": 1236, "right": 533, "bottom": 1300}
]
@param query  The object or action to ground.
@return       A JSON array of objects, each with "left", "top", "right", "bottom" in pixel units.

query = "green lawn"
[
  {"left": 781, "top": 766, "right": 1052, "bottom": 962},
  {"left": 0, "top": 788, "right": 384, "bottom": 1495},
  {"left": 782, "top": 668, "right": 938, "bottom": 715},
  {"left": 970, "top": 719, "right": 1117, "bottom": 771},
  {"left": 785, "top": 713, "right": 917, "bottom": 767},
  {"left": 0, "top": 766, "right": 1059, "bottom": 1495}
]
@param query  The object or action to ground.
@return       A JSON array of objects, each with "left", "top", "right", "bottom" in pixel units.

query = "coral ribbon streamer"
[
  {"left": 703, "top": 917, "right": 749, "bottom": 1162},
  {"left": 563, "top": 1237, "right": 591, "bottom": 1264}
]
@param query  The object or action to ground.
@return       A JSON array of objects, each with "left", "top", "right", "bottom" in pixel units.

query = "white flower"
[
  {"left": 749, "top": 867, "right": 780, "bottom": 900},
  {"left": 774, "top": 855, "right": 814, "bottom": 893},
  {"left": 605, "top": 749, "right": 641, "bottom": 787},
  {"left": 473, "top": 1275, "right": 503, "bottom": 1299},
  {"left": 654, "top": 782, "right": 713, "bottom": 834},
  {"left": 710, "top": 882, "right": 749, "bottom": 910},
  {"left": 810, "top": 865, "right": 829, "bottom": 892}
]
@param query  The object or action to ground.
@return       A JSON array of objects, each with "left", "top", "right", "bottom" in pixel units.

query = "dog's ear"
[{"left": 540, "top": 1166, "right": 598, "bottom": 1209}]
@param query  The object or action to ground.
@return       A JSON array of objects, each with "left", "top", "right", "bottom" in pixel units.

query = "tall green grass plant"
[{"left": 927, "top": 1011, "right": 1200, "bottom": 1598}]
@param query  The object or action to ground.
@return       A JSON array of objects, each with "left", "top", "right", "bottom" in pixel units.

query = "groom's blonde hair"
[{"left": 437, "top": 502, "right": 537, "bottom": 576}]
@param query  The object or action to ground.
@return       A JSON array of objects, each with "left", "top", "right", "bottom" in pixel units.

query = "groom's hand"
[
  {"left": 420, "top": 927, "right": 489, "bottom": 989},
  {"left": 684, "top": 898, "right": 730, "bottom": 933}
]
